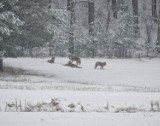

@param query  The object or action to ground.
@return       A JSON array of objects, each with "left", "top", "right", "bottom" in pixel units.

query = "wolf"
[
  {"left": 95, "top": 61, "right": 106, "bottom": 69},
  {"left": 47, "top": 56, "right": 55, "bottom": 63},
  {"left": 69, "top": 56, "right": 81, "bottom": 65}
]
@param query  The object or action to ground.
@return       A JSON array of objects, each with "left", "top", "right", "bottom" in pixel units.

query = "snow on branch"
[
  {"left": 0, "top": 26, "right": 13, "bottom": 35},
  {"left": 0, "top": 11, "right": 25, "bottom": 26},
  {"left": 0, "top": 2, "right": 4, "bottom": 9}
]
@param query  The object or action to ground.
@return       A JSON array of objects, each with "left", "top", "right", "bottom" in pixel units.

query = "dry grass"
[
  {"left": 115, "top": 106, "right": 144, "bottom": 113},
  {"left": 4, "top": 99, "right": 160, "bottom": 113}
]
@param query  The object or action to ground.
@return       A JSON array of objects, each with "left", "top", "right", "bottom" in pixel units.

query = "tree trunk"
[
  {"left": 156, "top": 1, "right": 160, "bottom": 53},
  {"left": 132, "top": 0, "right": 139, "bottom": 34},
  {"left": 88, "top": 0, "right": 95, "bottom": 57},
  {"left": 0, "top": 59, "right": 3, "bottom": 71},
  {"left": 49, "top": 42, "right": 54, "bottom": 56},
  {"left": 21, "top": 46, "right": 24, "bottom": 57},
  {"left": 0, "top": 50, "right": 5, "bottom": 71},
  {"left": 152, "top": 0, "right": 157, "bottom": 22},
  {"left": 112, "top": 0, "right": 117, "bottom": 19},
  {"left": 106, "top": 0, "right": 111, "bottom": 31},
  {"left": 145, "top": 23, "right": 152, "bottom": 57},
  {"left": 29, "top": 47, "right": 33, "bottom": 57},
  {"left": 69, "top": 26, "right": 74, "bottom": 55},
  {"left": 60, "top": 48, "right": 64, "bottom": 57},
  {"left": 67, "top": 0, "right": 71, "bottom": 11},
  {"left": 0, "top": 41, "right": 4, "bottom": 71},
  {"left": 67, "top": 0, "right": 75, "bottom": 55},
  {"left": 88, "top": 0, "right": 95, "bottom": 34}
]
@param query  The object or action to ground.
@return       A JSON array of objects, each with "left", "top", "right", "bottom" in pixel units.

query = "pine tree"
[{"left": 0, "top": 0, "right": 24, "bottom": 71}]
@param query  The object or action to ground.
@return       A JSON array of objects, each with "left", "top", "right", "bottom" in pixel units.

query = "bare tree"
[
  {"left": 145, "top": 23, "right": 152, "bottom": 57},
  {"left": 152, "top": 0, "right": 157, "bottom": 22},
  {"left": 132, "top": 0, "right": 140, "bottom": 34},
  {"left": 156, "top": 0, "right": 160, "bottom": 53},
  {"left": 67, "top": 0, "right": 75, "bottom": 55},
  {"left": 0, "top": 51, "right": 4, "bottom": 71},
  {"left": 112, "top": 0, "right": 117, "bottom": 19},
  {"left": 106, "top": 0, "right": 111, "bottom": 31},
  {"left": 88, "top": 0, "right": 95, "bottom": 57}
]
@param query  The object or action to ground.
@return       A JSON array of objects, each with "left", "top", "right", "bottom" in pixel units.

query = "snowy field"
[{"left": 0, "top": 57, "right": 160, "bottom": 126}]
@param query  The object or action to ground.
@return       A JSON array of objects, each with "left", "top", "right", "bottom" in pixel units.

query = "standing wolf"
[
  {"left": 95, "top": 61, "right": 106, "bottom": 69},
  {"left": 69, "top": 56, "right": 81, "bottom": 65}
]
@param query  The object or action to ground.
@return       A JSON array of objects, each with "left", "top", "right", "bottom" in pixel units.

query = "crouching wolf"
[
  {"left": 47, "top": 56, "right": 55, "bottom": 63},
  {"left": 95, "top": 61, "right": 106, "bottom": 69},
  {"left": 65, "top": 61, "right": 82, "bottom": 68},
  {"left": 69, "top": 56, "right": 81, "bottom": 65}
]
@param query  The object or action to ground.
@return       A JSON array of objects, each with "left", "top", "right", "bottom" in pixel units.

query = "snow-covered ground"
[
  {"left": 0, "top": 57, "right": 160, "bottom": 126},
  {"left": 0, "top": 112, "right": 160, "bottom": 126},
  {"left": 3, "top": 57, "right": 160, "bottom": 89}
]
